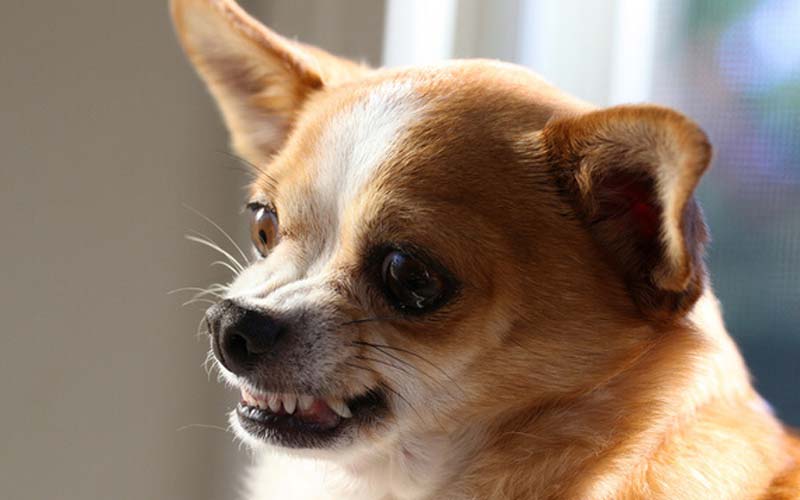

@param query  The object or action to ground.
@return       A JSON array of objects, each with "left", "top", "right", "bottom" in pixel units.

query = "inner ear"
[
  {"left": 593, "top": 170, "right": 661, "bottom": 241},
  {"left": 171, "top": 0, "right": 368, "bottom": 164},
  {"left": 544, "top": 105, "right": 712, "bottom": 318}
]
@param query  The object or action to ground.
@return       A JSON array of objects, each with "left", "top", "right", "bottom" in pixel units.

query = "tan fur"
[{"left": 171, "top": 1, "right": 800, "bottom": 498}]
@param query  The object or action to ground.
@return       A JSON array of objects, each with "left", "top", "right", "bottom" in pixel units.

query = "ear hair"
[
  {"left": 171, "top": 0, "right": 367, "bottom": 164},
  {"left": 542, "top": 105, "right": 712, "bottom": 318}
]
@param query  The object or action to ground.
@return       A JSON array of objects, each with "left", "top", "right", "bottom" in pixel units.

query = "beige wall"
[{"left": 0, "top": 1, "right": 384, "bottom": 499}]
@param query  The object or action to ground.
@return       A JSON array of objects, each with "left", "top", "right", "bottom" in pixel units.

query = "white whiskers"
[
  {"left": 210, "top": 259, "right": 241, "bottom": 277},
  {"left": 203, "top": 349, "right": 218, "bottom": 379},
  {"left": 183, "top": 203, "right": 250, "bottom": 267},
  {"left": 186, "top": 230, "right": 246, "bottom": 274},
  {"left": 169, "top": 286, "right": 225, "bottom": 298},
  {"left": 168, "top": 282, "right": 231, "bottom": 307},
  {"left": 170, "top": 206, "right": 248, "bottom": 315}
]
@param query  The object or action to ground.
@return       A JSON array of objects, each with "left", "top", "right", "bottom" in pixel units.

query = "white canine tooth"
[
  {"left": 326, "top": 397, "right": 352, "bottom": 419},
  {"left": 242, "top": 391, "right": 255, "bottom": 405},
  {"left": 299, "top": 394, "right": 314, "bottom": 411},
  {"left": 267, "top": 393, "right": 281, "bottom": 412},
  {"left": 283, "top": 394, "right": 297, "bottom": 414}
]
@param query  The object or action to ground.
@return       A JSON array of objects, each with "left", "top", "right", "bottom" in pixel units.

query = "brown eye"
[
  {"left": 249, "top": 204, "right": 279, "bottom": 257},
  {"left": 381, "top": 250, "right": 446, "bottom": 311}
]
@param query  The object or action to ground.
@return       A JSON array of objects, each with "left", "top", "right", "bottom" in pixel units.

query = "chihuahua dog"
[{"left": 171, "top": 1, "right": 800, "bottom": 498}]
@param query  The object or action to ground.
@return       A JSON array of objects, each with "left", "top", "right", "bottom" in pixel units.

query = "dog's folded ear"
[
  {"left": 170, "top": 0, "right": 367, "bottom": 163},
  {"left": 542, "top": 105, "right": 712, "bottom": 318}
]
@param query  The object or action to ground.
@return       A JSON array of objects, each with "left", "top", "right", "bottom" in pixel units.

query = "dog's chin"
[{"left": 228, "top": 383, "right": 390, "bottom": 451}]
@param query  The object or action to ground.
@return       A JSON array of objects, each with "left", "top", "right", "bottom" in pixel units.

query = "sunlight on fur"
[{"left": 170, "top": 1, "right": 800, "bottom": 498}]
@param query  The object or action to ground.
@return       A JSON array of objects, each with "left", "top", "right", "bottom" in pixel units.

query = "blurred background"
[{"left": 1, "top": 0, "right": 797, "bottom": 499}]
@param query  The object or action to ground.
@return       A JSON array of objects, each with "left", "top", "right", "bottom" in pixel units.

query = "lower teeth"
[{"left": 240, "top": 402, "right": 342, "bottom": 427}]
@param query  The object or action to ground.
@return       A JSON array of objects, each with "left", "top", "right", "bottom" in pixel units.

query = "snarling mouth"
[{"left": 236, "top": 387, "right": 388, "bottom": 448}]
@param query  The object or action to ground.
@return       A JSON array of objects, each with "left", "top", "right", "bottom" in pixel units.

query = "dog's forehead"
[
  {"left": 306, "top": 79, "right": 424, "bottom": 215},
  {"left": 257, "top": 62, "right": 591, "bottom": 236},
  {"left": 257, "top": 78, "right": 428, "bottom": 239}
]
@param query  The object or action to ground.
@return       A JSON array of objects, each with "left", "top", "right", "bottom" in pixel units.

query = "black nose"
[{"left": 205, "top": 299, "right": 283, "bottom": 375}]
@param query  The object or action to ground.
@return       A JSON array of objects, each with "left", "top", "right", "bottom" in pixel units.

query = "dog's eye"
[
  {"left": 381, "top": 251, "right": 445, "bottom": 311},
  {"left": 248, "top": 203, "right": 279, "bottom": 257}
]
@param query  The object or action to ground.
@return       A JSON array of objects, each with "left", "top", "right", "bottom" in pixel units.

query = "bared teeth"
[
  {"left": 241, "top": 390, "right": 256, "bottom": 406},
  {"left": 283, "top": 394, "right": 297, "bottom": 414},
  {"left": 326, "top": 397, "right": 353, "bottom": 419},
  {"left": 240, "top": 389, "right": 353, "bottom": 419},
  {"left": 298, "top": 394, "right": 315, "bottom": 411},
  {"left": 267, "top": 393, "right": 281, "bottom": 413},
  {"left": 240, "top": 388, "right": 268, "bottom": 409}
]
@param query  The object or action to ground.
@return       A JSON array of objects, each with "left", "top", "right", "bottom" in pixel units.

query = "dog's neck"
[
  {"left": 446, "top": 290, "right": 784, "bottom": 499},
  {"left": 245, "top": 430, "right": 475, "bottom": 500},
  {"left": 244, "top": 290, "right": 781, "bottom": 500}
]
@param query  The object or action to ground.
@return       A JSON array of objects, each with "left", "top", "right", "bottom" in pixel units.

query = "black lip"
[{"left": 236, "top": 389, "right": 388, "bottom": 449}]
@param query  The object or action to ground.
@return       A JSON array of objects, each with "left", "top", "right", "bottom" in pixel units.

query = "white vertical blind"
[
  {"left": 517, "top": 0, "right": 617, "bottom": 105},
  {"left": 381, "top": 0, "right": 660, "bottom": 105},
  {"left": 382, "top": 0, "right": 458, "bottom": 67},
  {"left": 609, "top": 0, "right": 659, "bottom": 104},
  {"left": 517, "top": 0, "right": 660, "bottom": 105}
]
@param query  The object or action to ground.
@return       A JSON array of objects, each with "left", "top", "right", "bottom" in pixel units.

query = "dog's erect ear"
[
  {"left": 542, "top": 106, "right": 712, "bottom": 318},
  {"left": 170, "top": 0, "right": 367, "bottom": 163}
]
